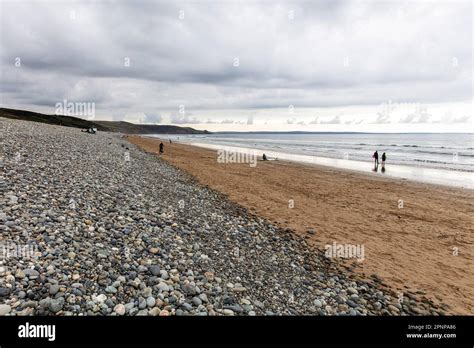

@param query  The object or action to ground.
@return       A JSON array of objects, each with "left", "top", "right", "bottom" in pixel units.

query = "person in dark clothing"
[
  {"left": 159, "top": 142, "right": 164, "bottom": 154},
  {"left": 262, "top": 153, "right": 268, "bottom": 161},
  {"left": 381, "top": 152, "right": 387, "bottom": 172},
  {"left": 373, "top": 151, "right": 379, "bottom": 166}
]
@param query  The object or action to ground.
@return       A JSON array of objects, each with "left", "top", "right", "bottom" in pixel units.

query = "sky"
[{"left": 0, "top": 0, "right": 472, "bottom": 132}]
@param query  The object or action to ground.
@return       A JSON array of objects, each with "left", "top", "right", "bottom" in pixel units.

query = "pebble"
[
  {"left": 182, "top": 284, "right": 197, "bottom": 296},
  {"left": 314, "top": 299, "right": 322, "bottom": 308},
  {"left": 149, "top": 265, "right": 161, "bottom": 276},
  {"left": 138, "top": 297, "right": 147, "bottom": 310},
  {"left": 0, "top": 287, "right": 11, "bottom": 297},
  {"left": 114, "top": 304, "right": 126, "bottom": 315},
  {"left": 105, "top": 286, "right": 117, "bottom": 294},
  {"left": 347, "top": 287, "right": 358, "bottom": 295},
  {"left": 50, "top": 284, "right": 60, "bottom": 295},
  {"left": 149, "top": 307, "right": 161, "bottom": 316},
  {"left": 0, "top": 304, "right": 12, "bottom": 315},
  {"left": 146, "top": 296, "right": 156, "bottom": 308},
  {"left": 157, "top": 282, "right": 170, "bottom": 292},
  {"left": 96, "top": 294, "right": 107, "bottom": 304},
  {"left": 50, "top": 298, "right": 65, "bottom": 313}
]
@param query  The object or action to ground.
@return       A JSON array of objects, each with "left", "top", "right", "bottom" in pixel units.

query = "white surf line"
[{"left": 187, "top": 142, "right": 474, "bottom": 190}]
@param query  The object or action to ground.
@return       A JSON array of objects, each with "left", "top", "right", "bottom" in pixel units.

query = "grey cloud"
[
  {"left": 0, "top": 1, "right": 471, "bottom": 120},
  {"left": 320, "top": 115, "right": 342, "bottom": 124},
  {"left": 142, "top": 113, "right": 162, "bottom": 124},
  {"left": 309, "top": 117, "right": 319, "bottom": 124},
  {"left": 399, "top": 107, "right": 432, "bottom": 123},
  {"left": 374, "top": 112, "right": 391, "bottom": 124},
  {"left": 452, "top": 115, "right": 470, "bottom": 123},
  {"left": 169, "top": 113, "right": 201, "bottom": 124}
]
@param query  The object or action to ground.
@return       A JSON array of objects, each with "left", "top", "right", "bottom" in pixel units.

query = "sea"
[{"left": 150, "top": 133, "right": 474, "bottom": 189}]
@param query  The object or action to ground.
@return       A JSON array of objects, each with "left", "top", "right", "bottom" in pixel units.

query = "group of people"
[
  {"left": 81, "top": 127, "right": 97, "bottom": 134},
  {"left": 372, "top": 150, "right": 387, "bottom": 172}
]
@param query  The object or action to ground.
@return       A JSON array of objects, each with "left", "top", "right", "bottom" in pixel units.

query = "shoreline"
[
  {"left": 129, "top": 135, "right": 474, "bottom": 315},
  {"left": 1, "top": 117, "right": 449, "bottom": 317},
  {"left": 161, "top": 138, "right": 473, "bottom": 190}
]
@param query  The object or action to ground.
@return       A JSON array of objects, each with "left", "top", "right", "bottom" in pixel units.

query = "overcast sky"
[{"left": 0, "top": 0, "right": 472, "bottom": 132}]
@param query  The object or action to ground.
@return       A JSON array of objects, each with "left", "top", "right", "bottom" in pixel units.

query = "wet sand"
[
  {"left": 185, "top": 142, "right": 474, "bottom": 189},
  {"left": 128, "top": 135, "right": 474, "bottom": 315}
]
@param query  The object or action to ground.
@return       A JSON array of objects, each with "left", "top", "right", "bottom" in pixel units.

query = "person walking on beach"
[
  {"left": 373, "top": 150, "right": 379, "bottom": 166},
  {"left": 381, "top": 152, "right": 387, "bottom": 172},
  {"left": 159, "top": 142, "right": 164, "bottom": 154}
]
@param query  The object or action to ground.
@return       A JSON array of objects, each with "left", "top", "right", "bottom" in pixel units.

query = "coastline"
[
  {"left": 128, "top": 135, "right": 474, "bottom": 315},
  {"left": 2, "top": 116, "right": 449, "bottom": 317},
  {"left": 168, "top": 140, "right": 474, "bottom": 189}
]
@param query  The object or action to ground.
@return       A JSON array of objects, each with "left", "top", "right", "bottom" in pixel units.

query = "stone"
[
  {"left": 0, "top": 287, "right": 11, "bottom": 297},
  {"left": 142, "top": 287, "right": 152, "bottom": 297},
  {"left": 50, "top": 298, "right": 65, "bottom": 313},
  {"left": 15, "top": 269, "right": 25, "bottom": 279},
  {"left": 204, "top": 271, "right": 214, "bottom": 281},
  {"left": 347, "top": 287, "right": 358, "bottom": 295},
  {"left": 114, "top": 304, "right": 126, "bottom": 315},
  {"left": 192, "top": 297, "right": 202, "bottom": 306},
  {"left": 105, "top": 286, "right": 117, "bottom": 294},
  {"left": 157, "top": 282, "right": 170, "bottom": 292},
  {"left": 146, "top": 296, "right": 156, "bottom": 308},
  {"left": 149, "top": 265, "right": 161, "bottom": 276},
  {"left": 182, "top": 283, "right": 197, "bottom": 295},
  {"left": 50, "top": 284, "right": 60, "bottom": 295},
  {"left": 149, "top": 307, "right": 160, "bottom": 316},
  {"left": 182, "top": 303, "right": 192, "bottom": 311},
  {"left": 23, "top": 269, "right": 40, "bottom": 278},
  {"left": 96, "top": 294, "right": 107, "bottom": 303},
  {"left": 0, "top": 304, "right": 11, "bottom": 315},
  {"left": 388, "top": 304, "right": 400, "bottom": 313}
]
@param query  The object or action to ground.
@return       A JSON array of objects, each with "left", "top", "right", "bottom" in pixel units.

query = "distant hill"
[{"left": 0, "top": 107, "right": 210, "bottom": 134}]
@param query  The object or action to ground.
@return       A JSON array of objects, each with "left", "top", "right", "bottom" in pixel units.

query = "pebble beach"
[{"left": 0, "top": 118, "right": 444, "bottom": 316}]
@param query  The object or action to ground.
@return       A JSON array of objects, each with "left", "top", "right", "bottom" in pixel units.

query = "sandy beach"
[
  {"left": 129, "top": 135, "right": 474, "bottom": 315},
  {"left": 4, "top": 116, "right": 452, "bottom": 317}
]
